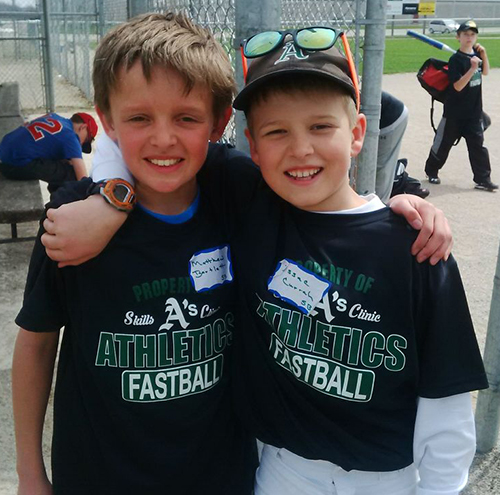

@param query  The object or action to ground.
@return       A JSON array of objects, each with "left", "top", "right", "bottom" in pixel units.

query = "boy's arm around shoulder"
[
  {"left": 12, "top": 328, "right": 59, "bottom": 495},
  {"left": 387, "top": 194, "right": 452, "bottom": 265},
  {"left": 198, "top": 143, "right": 262, "bottom": 236},
  {"left": 200, "top": 143, "right": 261, "bottom": 196},
  {"left": 41, "top": 178, "right": 128, "bottom": 267}
]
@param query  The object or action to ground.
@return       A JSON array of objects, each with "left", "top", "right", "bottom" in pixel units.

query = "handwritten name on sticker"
[
  {"left": 189, "top": 245, "right": 233, "bottom": 293},
  {"left": 268, "top": 259, "right": 332, "bottom": 315}
]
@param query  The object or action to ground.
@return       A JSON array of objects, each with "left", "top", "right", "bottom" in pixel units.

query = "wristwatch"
[{"left": 88, "top": 179, "right": 136, "bottom": 212}]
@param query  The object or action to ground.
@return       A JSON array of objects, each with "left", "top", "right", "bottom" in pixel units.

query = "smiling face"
[
  {"left": 245, "top": 89, "right": 366, "bottom": 212},
  {"left": 97, "top": 61, "right": 228, "bottom": 214},
  {"left": 457, "top": 29, "right": 478, "bottom": 52}
]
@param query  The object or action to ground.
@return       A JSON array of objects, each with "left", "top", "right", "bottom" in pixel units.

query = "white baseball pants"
[{"left": 255, "top": 444, "right": 418, "bottom": 495}]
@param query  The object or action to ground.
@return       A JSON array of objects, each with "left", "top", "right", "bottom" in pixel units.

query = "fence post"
[
  {"left": 63, "top": 3, "right": 69, "bottom": 79},
  {"left": 234, "top": 0, "right": 281, "bottom": 154},
  {"left": 41, "top": 0, "right": 55, "bottom": 111},
  {"left": 354, "top": 0, "right": 363, "bottom": 71},
  {"left": 354, "top": 0, "right": 388, "bottom": 195},
  {"left": 475, "top": 243, "right": 500, "bottom": 453},
  {"left": 83, "top": 16, "right": 91, "bottom": 99},
  {"left": 96, "top": 0, "right": 105, "bottom": 39},
  {"left": 72, "top": 17, "right": 77, "bottom": 86}
]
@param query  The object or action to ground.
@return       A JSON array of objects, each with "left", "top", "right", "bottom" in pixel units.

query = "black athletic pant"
[
  {"left": 0, "top": 158, "right": 77, "bottom": 194},
  {"left": 424, "top": 117, "right": 491, "bottom": 184}
]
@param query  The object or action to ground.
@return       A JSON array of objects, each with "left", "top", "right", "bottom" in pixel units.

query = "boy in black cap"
[
  {"left": 229, "top": 29, "right": 487, "bottom": 494},
  {"left": 0, "top": 112, "right": 97, "bottom": 193},
  {"left": 424, "top": 20, "right": 497, "bottom": 191}
]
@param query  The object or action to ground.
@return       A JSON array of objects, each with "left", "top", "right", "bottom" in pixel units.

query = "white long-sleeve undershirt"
[{"left": 414, "top": 393, "right": 476, "bottom": 495}]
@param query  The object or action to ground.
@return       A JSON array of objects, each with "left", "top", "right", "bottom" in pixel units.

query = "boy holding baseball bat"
[{"left": 424, "top": 20, "right": 497, "bottom": 191}]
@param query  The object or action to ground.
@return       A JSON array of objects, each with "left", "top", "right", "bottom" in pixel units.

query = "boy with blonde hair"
[
  {"left": 12, "top": 13, "right": 257, "bottom": 494},
  {"left": 229, "top": 29, "right": 487, "bottom": 494}
]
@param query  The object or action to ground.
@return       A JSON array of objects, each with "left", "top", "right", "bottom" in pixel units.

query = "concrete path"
[{"left": 0, "top": 71, "right": 499, "bottom": 493}]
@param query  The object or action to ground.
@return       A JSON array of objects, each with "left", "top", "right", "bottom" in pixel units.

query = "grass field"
[{"left": 383, "top": 36, "right": 500, "bottom": 74}]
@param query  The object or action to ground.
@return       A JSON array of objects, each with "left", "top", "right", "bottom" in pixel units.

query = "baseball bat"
[{"left": 406, "top": 30, "right": 456, "bottom": 54}]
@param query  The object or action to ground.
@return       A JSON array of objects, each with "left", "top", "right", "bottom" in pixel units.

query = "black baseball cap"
[
  {"left": 233, "top": 41, "right": 357, "bottom": 112},
  {"left": 457, "top": 20, "right": 478, "bottom": 33}
]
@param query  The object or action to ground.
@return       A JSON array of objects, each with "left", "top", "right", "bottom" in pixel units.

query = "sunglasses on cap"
[{"left": 239, "top": 27, "right": 360, "bottom": 111}]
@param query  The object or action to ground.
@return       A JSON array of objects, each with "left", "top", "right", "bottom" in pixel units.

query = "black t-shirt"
[
  {"left": 16, "top": 146, "right": 260, "bottom": 495},
  {"left": 445, "top": 49, "right": 483, "bottom": 119},
  {"left": 231, "top": 186, "right": 488, "bottom": 472}
]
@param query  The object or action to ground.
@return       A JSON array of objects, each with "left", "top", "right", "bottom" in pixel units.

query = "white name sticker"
[
  {"left": 268, "top": 259, "right": 331, "bottom": 315},
  {"left": 189, "top": 245, "right": 233, "bottom": 292}
]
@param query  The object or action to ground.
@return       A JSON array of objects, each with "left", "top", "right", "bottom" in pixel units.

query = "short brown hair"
[
  {"left": 93, "top": 12, "right": 236, "bottom": 119},
  {"left": 246, "top": 74, "right": 358, "bottom": 131}
]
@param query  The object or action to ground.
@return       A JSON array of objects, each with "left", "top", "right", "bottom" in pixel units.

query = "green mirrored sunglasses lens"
[
  {"left": 296, "top": 28, "right": 337, "bottom": 50},
  {"left": 245, "top": 31, "right": 282, "bottom": 57}
]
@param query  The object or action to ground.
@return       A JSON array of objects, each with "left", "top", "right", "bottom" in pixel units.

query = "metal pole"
[
  {"left": 63, "top": 0, "right": 69, "bottom": 78},
  {"left": 72, "top": 17, "right": 77, "bottom": 85},
  {"left": 354, "top": 0, "right": 388, "bottom": 196},
  {"left": 12, "top": 0, "right": 21, "bottom": 60},
  {"left": 234, "top": 0, "right": 281, "bottom": 154},
  {"left": 475, "top": 242, "right": 500, "bottom": 453},
  {"left": 354, "top": 0, "right": 362, "bottom": 72},
  {"left": 41, "top": 0, "right": 55, "bottom": 111},
  {"left": 83, "top": 15, "right": 91, "bottom": 99},
  {"left": 96, "top": 0, "right": 105, "bottom": 39}
]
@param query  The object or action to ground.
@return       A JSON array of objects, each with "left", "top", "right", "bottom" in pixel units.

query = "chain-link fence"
[
  {"left": 3, "top": 0, "right": 500, "bottom": 116},
  {"left": 101, "top": 0, "right": 128, "bottom": 24},
  {"left": 47, "top": 0, "right": 97, "bottom": 106},
  {"left": 0, "top": 0, "right": 364, "bottom": 121},
  {"left": 150, "top": 1, "right": 364, "bottom": 63},
  {"left": 0, "top": 7, "right": 45, "bottom": 111},
  {"left": 126, "top": 0, "right": 365, "bottom": 143}
]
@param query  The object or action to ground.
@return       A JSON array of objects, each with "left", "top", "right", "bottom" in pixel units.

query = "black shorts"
[{"left": 0, "top": 158, "right": 76, "bottom": 193}]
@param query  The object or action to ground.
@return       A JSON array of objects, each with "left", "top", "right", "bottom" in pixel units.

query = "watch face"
[
  {"left": 101, "top": 179, "right": 136, "bottom": 212},
  {"left": 113, "top": 184, "right": 129, "bottom": 202}
]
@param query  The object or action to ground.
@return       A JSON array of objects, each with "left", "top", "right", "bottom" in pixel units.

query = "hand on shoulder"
[
  {"left": 388, "top": 194, "right": 453, "bottom": 265},
  {"left": 42, "top": 195, "right": 127, "bottom": 267}
]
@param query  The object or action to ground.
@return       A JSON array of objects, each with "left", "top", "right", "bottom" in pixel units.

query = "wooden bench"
[{"left": 0, "top": 171, "right": 45, "bottom": 244}]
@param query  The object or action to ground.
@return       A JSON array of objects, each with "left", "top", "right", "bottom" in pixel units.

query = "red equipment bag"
[
  {"left": 417, "top": 57, "right": 491, "bottom": 142},
  {"left": 417, "top": 58, "right": 451, "bottom": 135},
  {"left": 417, "top": 58, "right": 450, "bottom": 103}
]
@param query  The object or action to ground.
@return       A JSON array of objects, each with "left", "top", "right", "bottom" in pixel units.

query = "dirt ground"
[{"left": 0, "top": 70, "right": 499, "bottom": 493}]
